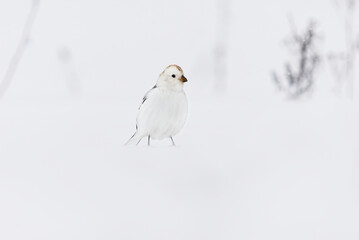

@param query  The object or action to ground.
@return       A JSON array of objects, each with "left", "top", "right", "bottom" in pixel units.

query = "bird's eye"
[{"left": 172, "top": 74, "right": 176, "bottom": 78}]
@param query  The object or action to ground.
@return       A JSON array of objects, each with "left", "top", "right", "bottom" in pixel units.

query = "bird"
[{"left": 126, "top": 64, "right": 188, "bottom": 146}]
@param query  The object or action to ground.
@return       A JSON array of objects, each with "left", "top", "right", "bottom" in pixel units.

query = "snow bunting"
[{"left": 126, "top": 65, "right": 188, "bottom": 146}]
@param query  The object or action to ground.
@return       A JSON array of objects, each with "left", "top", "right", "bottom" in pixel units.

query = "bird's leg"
[
  {"left": 136, "top": 138, "right": 143, "bottom": 145},
  {"left": 125, "top": 132, "right": 137, "bottom": 145},
  {"left": 148, "top": 136, "right": 151, "bottom": 146},
  {"left": 170, "top": 136, "right": 175, "bottom": 146}
]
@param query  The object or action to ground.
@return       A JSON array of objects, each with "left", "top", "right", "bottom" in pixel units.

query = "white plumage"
[{"left": 126, "top": 65, "right": 188, "bottom": 146}]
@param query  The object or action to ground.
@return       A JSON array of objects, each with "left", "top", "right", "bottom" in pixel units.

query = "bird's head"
[{"left": 157, "top": 65, "right": 187, "bottom": 91}]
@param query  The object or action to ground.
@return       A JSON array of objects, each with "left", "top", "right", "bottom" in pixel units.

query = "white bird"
[{"left": 126, "top": 65, "right": 188, "bottom": 146}]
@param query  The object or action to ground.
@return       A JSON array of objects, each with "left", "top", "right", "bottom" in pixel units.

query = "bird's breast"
[{"left": 137, "top": 90, "right": 187, "bottom": 139}]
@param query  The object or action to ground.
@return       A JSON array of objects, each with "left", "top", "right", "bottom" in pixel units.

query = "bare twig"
[
  {"left": 272, "top": 20, "right": 320, "bottom": 99},
  {"left": 0, "top": 0, "right": 40, "bottom": 99}
]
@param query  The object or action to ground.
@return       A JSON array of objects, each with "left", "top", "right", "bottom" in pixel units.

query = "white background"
[{"left": 0, "top": 0, "right": 358, "bottom": 239}]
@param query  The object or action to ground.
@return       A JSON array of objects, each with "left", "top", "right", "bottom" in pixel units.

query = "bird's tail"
[{"left": 125, "top": 131, "right": 142, "bottom": 145}]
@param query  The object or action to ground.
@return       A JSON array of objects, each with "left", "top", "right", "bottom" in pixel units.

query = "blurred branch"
[
  {"left": 287, "top": 14, "right": 298, "bottom": 40},
  {"left": 0, "top": 0, "right": 40, "bottom": 99},
  {"left": 272, "top": 20, "right": 321, "bottom": 99},
  {"left": 328, "top": 0, "right": 357, "bottom": 98},
  {"left": 214, "top": 0, "right": 231, "bottom": 94},
  {"left": 58, "top": 46, "right": 82, "bottom": 96}
]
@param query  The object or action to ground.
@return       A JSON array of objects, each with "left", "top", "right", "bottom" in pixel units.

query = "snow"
[{"left": 1, "top": 0, "right": 359, "bottom": 239}]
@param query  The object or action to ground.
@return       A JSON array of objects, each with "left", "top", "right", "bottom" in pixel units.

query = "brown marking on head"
[
  {"left": 160, "top": 64, "right": 183, "bottom": 76},
  {"left": 167, "top": 64, "right": 183, "bottom": 73}
]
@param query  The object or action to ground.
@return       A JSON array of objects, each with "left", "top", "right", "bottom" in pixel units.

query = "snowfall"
[{"left": 0, "top": 0, "right": 359, "bottom": 239}]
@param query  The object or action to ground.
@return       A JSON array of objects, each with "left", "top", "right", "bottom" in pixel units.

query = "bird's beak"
[{"left": 180, "top": 75, "right": 188, "bottom": 83}]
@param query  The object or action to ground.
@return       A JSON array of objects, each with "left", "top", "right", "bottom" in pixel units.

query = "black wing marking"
[
  {"left": 139, "top": 85, "right": 156, "bottom": 108},
  {"left": 136, "top": 85, "right": 157, "bottom": 129}
]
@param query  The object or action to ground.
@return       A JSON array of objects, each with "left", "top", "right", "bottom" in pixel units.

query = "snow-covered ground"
[{"left": 1, "top": 0, "right": 359, "bottom": 239}]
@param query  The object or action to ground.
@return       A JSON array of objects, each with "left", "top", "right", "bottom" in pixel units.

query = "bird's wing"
[
  {"left": 139, "top": 85, "right": 157, "bottom": 109},
  {"left": 136, "top": 85, "right": 157, "bottom": 130}
]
